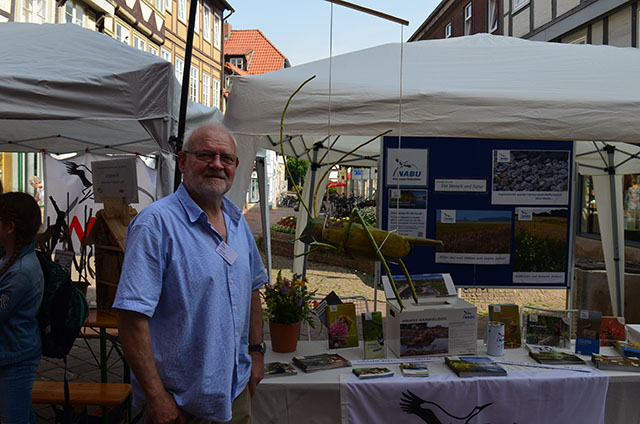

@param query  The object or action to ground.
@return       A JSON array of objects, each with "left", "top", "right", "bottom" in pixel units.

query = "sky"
[{"left": 227, "top": 1, "right": 441, "bottom": 66}]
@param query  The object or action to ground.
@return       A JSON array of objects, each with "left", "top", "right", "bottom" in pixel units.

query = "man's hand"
[
  {"left": 249, "top": 352, "right": 264, "bottom": 396},
  {"left": 146, "top": 390, "right": 186, "bottom": 424}
]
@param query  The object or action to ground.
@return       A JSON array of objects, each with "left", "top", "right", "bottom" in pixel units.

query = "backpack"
[{"left": 35, "top": 250, "right": 89, "bottom": 359}]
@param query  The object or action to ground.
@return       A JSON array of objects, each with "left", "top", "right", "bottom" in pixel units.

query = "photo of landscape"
[
  {"left": 400, "top": 321, "right": 449, "bottom": 356},
  {"left": 436, "top": 210, "right": 512, "bottom": 254},
  {"left": 514, "top": 208, "right": 568, "bottom": 272}
]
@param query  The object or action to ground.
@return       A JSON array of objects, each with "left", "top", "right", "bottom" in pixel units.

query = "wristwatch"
[{"left": 248, "top": 342, "right": 266, "bottom": 355}]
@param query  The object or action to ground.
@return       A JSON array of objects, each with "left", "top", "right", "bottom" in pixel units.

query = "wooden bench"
[{"left": 32, "top": 381, "right": 131, "bottom": 406}]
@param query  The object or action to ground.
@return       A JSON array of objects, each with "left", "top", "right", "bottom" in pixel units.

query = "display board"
[{"left": 381, "top": 137, "right": 574, "bottom": 288}]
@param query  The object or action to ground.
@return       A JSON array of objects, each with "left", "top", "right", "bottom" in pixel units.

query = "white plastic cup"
[{"left": 484, "top": 321, "right": 505, "bottom": 356}]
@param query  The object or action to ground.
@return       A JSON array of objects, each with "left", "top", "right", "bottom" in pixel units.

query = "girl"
[{"left": 0, "top": 192, "right": 44, "bottom": 424}]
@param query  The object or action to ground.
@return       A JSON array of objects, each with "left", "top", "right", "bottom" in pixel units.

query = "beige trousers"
[{"left": 141, "top": 385, "right": 251, "bottom": 424}]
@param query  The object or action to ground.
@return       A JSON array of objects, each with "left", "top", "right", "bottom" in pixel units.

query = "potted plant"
[{"left": 263, "top": 271, "right": 316, "bottom": 352}]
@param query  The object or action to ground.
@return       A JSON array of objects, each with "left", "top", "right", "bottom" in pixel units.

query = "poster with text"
[
  {"left": 513, "top": 207, "right": 568, "bottom": 284},
  {"left": 386, "top": 148, "right": 428, "bottom": 186},
  {"left": 435, "top": 210, "right": 512, "bottom": 265},
  {"left": 492, "top": 150, "right": 570, "bottom": 205},
  {"left": 387, "top": 189, "right": 427, "bottom": 238}
]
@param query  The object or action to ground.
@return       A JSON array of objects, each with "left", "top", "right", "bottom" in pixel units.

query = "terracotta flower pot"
[{"left": 269, "top": 321, "right": 301, "bottom": 353}]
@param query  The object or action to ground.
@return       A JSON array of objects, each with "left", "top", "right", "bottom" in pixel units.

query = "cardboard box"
[{"left": 385, "top": 297, "right": 477, "bottom": 357}]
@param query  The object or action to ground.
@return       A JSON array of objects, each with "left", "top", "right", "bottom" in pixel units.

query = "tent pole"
[
  {"left": 604, "top": 145, "right": 624, "bottom": 316},
  {"left": 256, "top": 155, "right": 272, "bottom": 285},
  {"left": 171, "top": 0, "right": 199, "bottom": 192},
  {"left": 301, "top": 142, "right": 322, "bottom": 278}
]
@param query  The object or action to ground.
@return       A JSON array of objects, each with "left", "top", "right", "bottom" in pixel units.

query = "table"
[{"left": 253, "top": 341, "right": 640, "bottom": 424}]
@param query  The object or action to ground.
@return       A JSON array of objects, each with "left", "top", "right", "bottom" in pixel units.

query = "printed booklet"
[
  {"left": 522, "top": 309, "right": 571, "bottom": 348},
  {"left": 264, "top": 362, "right": 297, "bottom": 378},
  {"left": 575, "top": 310, "right": 602, "bottom": 356},
  {"left": 600, "top": 316, "right": 626, "bottom": 346},
  {"left": 614, "top": 341, "right": 640, "bottom": 359},
  {"left": 445, "top": 357, "right": 507, "bottom": 377},
  {"left": 352, "top": 367, "right": 394, "bottom": 379},
  {"left": 489, "top": 304, "right": 521, "bottom": 348},
  {"left": 528, "top": 351, "right": 586, "bottom": 365},
  {"left": 361, "top": 311, "right": 386, "bottom": 359},
  {"left": 292, "top": 353, "right": 351, "bottom": 373},
  {"left": 591, "top": 354, "right": 640, "bottom": 372},
  {"left": 327, "top": 303, "right": 358, "bottom": 349},
  {"left": 400, "top": 362, "right": 430, "bottom": 377}
]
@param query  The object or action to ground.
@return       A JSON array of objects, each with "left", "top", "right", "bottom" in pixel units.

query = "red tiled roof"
[
  {"left": 224, "top": 29, "right": 288, "bottom": 75},
  {"left": 225, "top": 62, "right": 249, "bottom": 76}
]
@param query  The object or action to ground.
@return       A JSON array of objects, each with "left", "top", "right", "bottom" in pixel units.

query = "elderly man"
[{"left": 113, "top": 125, "right": 267, "bottom": 424}]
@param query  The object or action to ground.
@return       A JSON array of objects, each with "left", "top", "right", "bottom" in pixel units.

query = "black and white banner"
[
  {"left": 342, "top": 369, "right": 608, "bottom": 423},
  {"left": 43, "top": 153, "right": 157, "bottom": 252}
]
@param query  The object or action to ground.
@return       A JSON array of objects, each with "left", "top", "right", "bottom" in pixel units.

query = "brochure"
[
  {"left": 352, "top": 367, "right": 394, "bottom": 379},
  {"left": 445, "top": 356, "right": 507, "bottom": 377}
]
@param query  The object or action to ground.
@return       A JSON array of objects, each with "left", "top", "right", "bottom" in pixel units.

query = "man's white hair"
[{"left": 182, "top": 124, "right": 238, "bottom": 151}]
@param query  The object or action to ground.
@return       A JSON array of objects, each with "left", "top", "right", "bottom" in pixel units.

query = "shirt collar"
[{"left": 176, "top": 184, "right": 242, "bottom": 226}]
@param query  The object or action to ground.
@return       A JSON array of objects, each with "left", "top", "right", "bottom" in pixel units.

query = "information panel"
[{"left": 381, "top": 137, "right": 574, "bottom": 288}]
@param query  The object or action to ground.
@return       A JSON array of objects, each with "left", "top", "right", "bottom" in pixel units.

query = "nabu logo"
[
  {"left": 463, "top": 310, "right": 475, "bottom": 320},
  {"left": 392, "top": 158, "right": 421, "bottom": 178}
]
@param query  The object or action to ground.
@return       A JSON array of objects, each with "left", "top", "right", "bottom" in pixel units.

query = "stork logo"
[
  {"left": 400, "top": 390, "right": 493, "bottom": 423},
  {"left": 64, "top": 160, "right": 94, "bottom": 205},
  {"left": 496, "top": 150, "right": 511, "bottom": 163},
  {"left": 392, "top": 158, "right": 421, "bottom": 178}
]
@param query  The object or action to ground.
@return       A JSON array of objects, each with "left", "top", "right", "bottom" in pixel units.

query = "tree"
[{"left": 286, "top": 157, "right": 308, "bottom": 190}]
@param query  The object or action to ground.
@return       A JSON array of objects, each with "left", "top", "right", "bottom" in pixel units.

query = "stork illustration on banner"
[{"left": 400, "top": 390, "right": 493, "bottom": 423}]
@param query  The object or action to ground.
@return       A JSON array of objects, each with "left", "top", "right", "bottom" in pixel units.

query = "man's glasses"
[{"left": 184, "top": 150, "right": 237, "bottom": 166}]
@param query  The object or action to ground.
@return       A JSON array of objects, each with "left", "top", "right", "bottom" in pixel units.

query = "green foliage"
[
  {"left": 360, "top": 206, "right": 376, "bottom": 227},
  {"left": 326, "top": 187, "right": 338, "bottom": 194},
  {"left": 271, "top": 215, "right": 297, "bottom": 234},
  {"left": 514, "top": 228, "right": 566, "bottom": 272},
  {"left": 262, "top": 271, "right": 317, "bottom": 326},
  {"left": 285, "top": 157, "right": 308, "bottom": 190}
]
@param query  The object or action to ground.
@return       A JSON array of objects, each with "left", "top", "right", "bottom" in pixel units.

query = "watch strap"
[{"left": 248, "top": 342, "right": 266, "bottom": 354}]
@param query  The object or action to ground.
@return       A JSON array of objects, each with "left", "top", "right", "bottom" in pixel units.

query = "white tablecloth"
[{"left": 252, "top": 341, "right": 640, "bottom": 424}]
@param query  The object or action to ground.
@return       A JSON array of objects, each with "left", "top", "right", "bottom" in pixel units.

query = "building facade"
[
  {"left": 0, "top": 0, "right": 231, "bottom": 193},
  {"left": 409, "top": 0, "right": 501, "bottom": 41}
]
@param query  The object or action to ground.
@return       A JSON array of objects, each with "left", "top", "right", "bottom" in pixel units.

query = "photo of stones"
[
  {"left": 394, "top": 275, "right": 449, "bottom": 299},
  {"left": 400, "top": 320, "right": 449, "bottom": 356},
  {"left": 493, "top": 150, "right": 570, "bottom": 193},
  {"left": 436, "top": 210, "right": 512, "bottom": 254},
  {"left": 514, "top": 208, "right": 568, "bottom": 272}
]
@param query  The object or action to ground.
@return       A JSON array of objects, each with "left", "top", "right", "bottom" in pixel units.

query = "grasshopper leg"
[
  {"left": 397, "top": 258, "right": 419, "bottom": 305},
  {"left": 350, "top": 208, "right": 405, "bottom": 310}
]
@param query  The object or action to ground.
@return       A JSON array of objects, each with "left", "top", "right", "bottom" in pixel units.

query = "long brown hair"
[{"left": 0, "top": 192, "right": 41, "bottom": 277}]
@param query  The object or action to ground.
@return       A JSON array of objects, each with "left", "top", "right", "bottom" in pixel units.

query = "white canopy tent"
[
  {"left": 0, "top": 23, "right": 222, "bottom": 196},
  {"left": 224, "top": 34, "right": 640, "bottom": 316}
]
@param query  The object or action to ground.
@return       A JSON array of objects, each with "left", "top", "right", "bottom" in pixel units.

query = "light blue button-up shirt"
[{"left": 113, "top": 184, "right": 267, "bottom": 421}]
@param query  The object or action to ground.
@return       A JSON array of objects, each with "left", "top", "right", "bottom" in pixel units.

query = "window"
[
  {"left": 64, "top": 0, "right": 83, "bottom": 26},
  {"left": 161, "top": 48, "right": 172, "bottom": 62},
  {"left": 513, "top": 0, "right": 529, "bottom": 12},
  {"left": 464, "top": 3, "right": 472, "bottom": 35},
  {"left": 203, "top": 4, "right": 211, "bottom": 41},
  {"left": 194, "top": 0, "right": 199, "bottom": 32},
  {"left": 115, "top": 22, "right": 130, "bottom": 44},
  {"left": 165, "top": 0, "right": 171, "bottom": 13},
  {"left": 213, "top": 12, "right": 221, "bottom": 49},
  {"left": 212, "top": 77, "right": 220, "bottom": 108},
  {"left": 229, "top": 57, "right": 243, "bottom": 70},
  {"left": 488, "top": 0, "right": 498, "bottom": 33},
  {"left": 175, "top": 56, "right": 184, "bottom": 84},
  {"left": 202, "top": 72, "right": 210, "bottom": 107},
  {"left": 148, "top": 45, "right": 159, "bottom": 56},
  {"left": 133, "top": 35, "right": 146, "bottom": 51},
  {"left": 189, "top": 66, "right": 199, "bottom": 102},
  {"left": 155, "top": 0, "right": 163, "bottom": 13},
  {"left": 22, "top": 0, "right": 48, "bottom": 23},
  {"left": 444, "top": 22, "right": 452, "bottom": 38},
  {"left": 178, "top": 0, "right": 186, "bottom": 21}
]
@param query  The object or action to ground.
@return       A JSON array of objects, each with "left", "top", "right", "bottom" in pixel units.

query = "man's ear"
[
  {"left": 5, "top": 221, "right": 15, "bottom": 235},
  {"left": 177, "top": 151, "right": 187, "bottom": 174}
]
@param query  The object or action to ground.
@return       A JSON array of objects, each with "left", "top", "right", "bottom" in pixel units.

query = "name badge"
[{"left": 216, "top": 241, "right": 238, "bottom": 265}]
